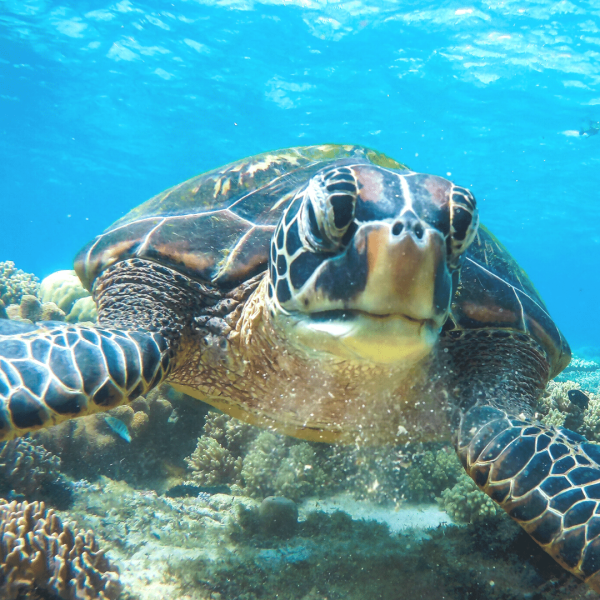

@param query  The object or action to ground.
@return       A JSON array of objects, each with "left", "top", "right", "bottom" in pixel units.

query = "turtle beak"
[
  {"left": 295, "top": 217, "right": 452, "bottom": 329},
  {"left": 351, "top": 219, "right": 452, "bottom": 327},
  {"left": 286, "top": 218, "right": 452, "bottom": 365}
]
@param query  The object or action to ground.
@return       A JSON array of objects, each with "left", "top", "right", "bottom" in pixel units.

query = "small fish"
[
  {"left": 4, "top": 490, "right": 25, "bottom": 501},
  {"left": 580, "top": 121, "right": 600, "bottom": 137},
  {"left": 104, "top": 416, "right": 131, "bottom": 443},
  {"left": 568, "top": 389, "right": 590, "bottom": 410}
]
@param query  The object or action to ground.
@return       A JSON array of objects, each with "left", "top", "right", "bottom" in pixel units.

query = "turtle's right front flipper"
[{"left": 0, "top": 320, "right": 170, "bottom": 441}]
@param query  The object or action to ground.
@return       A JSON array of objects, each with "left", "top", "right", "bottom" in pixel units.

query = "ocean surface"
[{"left": 1, "top": 0, "right": 599, "bottom": 350}]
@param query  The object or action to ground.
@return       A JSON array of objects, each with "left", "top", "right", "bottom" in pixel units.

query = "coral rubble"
[{"left": 0, "top": 499, "right": 121, "bottom": 600}]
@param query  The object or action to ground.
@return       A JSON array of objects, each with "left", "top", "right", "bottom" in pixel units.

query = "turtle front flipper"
[
  {"left": 0, "top": 319, "right": 170, "bottom": 441},
  {"left": 458, "top": 405, "right": 600, "bottom": 592}
]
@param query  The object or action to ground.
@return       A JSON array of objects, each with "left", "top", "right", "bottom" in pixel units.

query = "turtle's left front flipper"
[
  {"left": 458, "top": 405, "right": 600, "bottom": 591},
  {"left": 457, "top": 406, "right": 600, "bottom": 591},
  {"left": 0, "top": 320, "right": 170, "bottom": 441}
]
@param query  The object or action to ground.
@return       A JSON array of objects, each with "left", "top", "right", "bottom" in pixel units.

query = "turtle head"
[{"left": 266, "top": 164, "right": 478, "bottom": 365}]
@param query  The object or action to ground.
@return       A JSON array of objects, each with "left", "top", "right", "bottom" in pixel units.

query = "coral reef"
[
  {"left": 535, "top": 377, "right": 600, "bottom": 441},
  {"left": 439, "top": 473, "right": 498, "bottom": 524},
  {"left": 581, "top": 394, "right": 600, "bottom": 441},
  {"left": 0, "top": 438, "right": 72, "bottom": 508},
  {"left": 319, "top": 443, "right": 408, "bottom": 504},
  {"left": 185, "top": 436, "right": 242, "bottom": 487},
  {"left": 537, "top": 380, "right": 580, "bottom": 415},
  {"left": 536, "top": 379, "right": 590, "bottom": 432},
  {"left": 186, "top": 413, "right": 326, "bottom": 502},
  {"left": 0, "top": 499, "right": 121, "bottom": 600},
  {"left": 557, "top": 355, "right": 600, "bottom": 392},
  {"left": 67, "top": 296, "right": 97, "bottom": 323},
  {"left": 4, "top": 293, "right": 66, "bottom": 324},
  {"left": 39, "top": 270, "right": 90, "bottom": 316},
  {"left": 187, "top": 413, "right": 469, "bottom": 505},
  {"left": 33, "top": 385, "right": 207, "bottom": 488},
  {"left": 404, "top": 447, "right": 463, "bottom": 502},
  {"left": 0, "top": 261, "right": 39, "bottom": 306}
]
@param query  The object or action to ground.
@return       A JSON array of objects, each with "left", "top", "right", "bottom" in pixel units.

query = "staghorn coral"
[
  {"left": 0, "top": 499, "right": 121, "bottom": 600},
  {"left": 439, "top": 473, "right": 498, "bottom": 524},
  {"left": 0, "top": 261, "right": 40, "bottom": 306}
]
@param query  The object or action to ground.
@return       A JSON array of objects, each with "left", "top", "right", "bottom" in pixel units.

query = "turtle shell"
[
  {"left": 448, "top": 225, "right": 571, "bottom": 378},
  {"left": 75, "top": 143, "right": 569, "bottom": 377},
  {"left": 75, "top": 144, "right": 405, "bottom": 292}
]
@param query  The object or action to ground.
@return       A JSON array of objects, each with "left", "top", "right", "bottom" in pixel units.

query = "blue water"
[{"left": 1, "top": 0, "right": 599, "bottom": 349}]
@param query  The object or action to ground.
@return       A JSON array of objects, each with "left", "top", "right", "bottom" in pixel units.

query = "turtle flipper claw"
[
  {"left": 0, "top": 322, "right": 170, "bottom": 440},
  {"left": 458, "top": 405, "right": 600, "bottom": 592}
]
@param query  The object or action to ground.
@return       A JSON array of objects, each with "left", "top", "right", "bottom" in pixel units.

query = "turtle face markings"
[{"left": 266, "top": 164, "right": 479, "bottom": 364}]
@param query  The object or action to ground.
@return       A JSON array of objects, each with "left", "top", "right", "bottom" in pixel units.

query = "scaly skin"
[{"left": 458, "top": 405, "right": 600, "bottom": 591}]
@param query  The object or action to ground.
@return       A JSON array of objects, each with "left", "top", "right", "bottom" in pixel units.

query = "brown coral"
[
  {"left": 0, "top": 438, "right": 61, "bottom": 498},
  {"left": 185, "top": 437, "right": 243, "bottom": 486},
  {"left": 0, "top": 499, "right": 121, "bottom": 600},
  {"left": 33, "top": 385, "right": 207, "bottom": 486},
  {"left": 0, "top": 261, "right": 39, "bottom": 306}
]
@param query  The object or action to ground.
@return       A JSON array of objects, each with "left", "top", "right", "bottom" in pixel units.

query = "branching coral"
[
  {"left": 581, "top": 394, "right": 600, "bottom": 441},
  {"left": 185, "top": 437, "right": 243, "bottom": 486},
  {"left": 439, "top": 473, "right": 498, "bottom": 524},
  {"left": 537, "top": 380, "right": 580, "bottom": 415},
  {"left": 0, "top": 438, "right": 62, "bottom": 498},
  {"left": 0, "top": 499, "right": 121, "bottom": 600},
  {"left": 0, "top": 261, "right": 39, "bottom": 306},
  {"left": 404, "top": 448, "right": 463, "bottom": 502},
  {"left": 186, "top": 412, "right": 326, "bottom": 502}
]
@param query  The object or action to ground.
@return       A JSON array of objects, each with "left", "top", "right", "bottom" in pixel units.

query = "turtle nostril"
[
  {"left": 414, "top": 223, "right": 424, "bottom": 239},
  {"left": 392, "top": 222, "right": 403, "bottom": 236}
]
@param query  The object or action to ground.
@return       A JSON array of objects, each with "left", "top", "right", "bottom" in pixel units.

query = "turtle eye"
[
  {"left": 299, "top": 167, "right": 358, "bottom": 252},
  {"left": 447, "top": 186, "right": 479, "bottom": 269}
]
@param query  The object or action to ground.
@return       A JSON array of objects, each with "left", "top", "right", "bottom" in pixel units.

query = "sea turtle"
[{"left": 1, "top": 144, "right": 599, "bottom": 589}]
